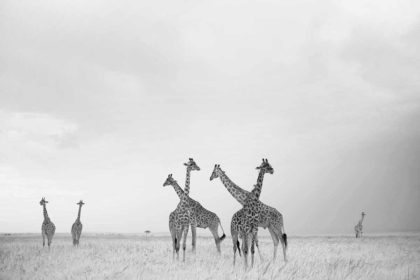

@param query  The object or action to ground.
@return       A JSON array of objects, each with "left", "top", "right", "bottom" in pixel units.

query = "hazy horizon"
[
  {"left": 1, "top": 0, "right": 419, "bottom": 235},
  {"left": 3, "top": 230, "right": 420, "bottom": 236}
]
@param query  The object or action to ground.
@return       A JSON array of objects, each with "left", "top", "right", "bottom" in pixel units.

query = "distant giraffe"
[
  {"left": 164, "top": 174, "right": 192, "bottom": 262},
  {"left": 182, "top": 158, "right": 226, "bottom": 253},
  {"left": 39, "top": 197, "right": 56, "bottom": 248},
  {"left": 210, "top": 161, "right": 287, "bottom": 266},
  {"left": 354, "top": 212, "right": 366, "bottom": 238},
  {"left": 71, "top": 200, "right": 85, "bottom": 246}
]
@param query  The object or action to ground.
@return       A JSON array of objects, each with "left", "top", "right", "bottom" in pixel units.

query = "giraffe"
[
  {"left": 230, "top": 205, "right": 259, "bottom": 268},
  {"left": 181, "top": 158, "right": 200, "bottom": 252},
  {"left": 250, "top": 159, "right": 287, "bottom": 262},
  {"left": 182, "top": 158, "right": 226, "bottom": 253},
  {"left": 210, "top": 161, "right": 287, "bottom": 265},
  {"left": 354, "top": 212, "right": 366, "bottom": 238},
  {"left": 210, "top": 165, "right": 260, "bottom": 269},
  {"left": 164, "top": 174, "right": 192, "bottom": 261},
  {"left": 39, "top": 197, "right": 56, "bottom": 248},
  {"left": 71, "top": 200, "right": 85, "bottom": 246}
]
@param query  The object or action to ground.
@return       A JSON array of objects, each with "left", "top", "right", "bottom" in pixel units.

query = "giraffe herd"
[
  {"left": 209, "top": 161, "right": 288, "bottom": 267},
  {"left": 38, "top": 157, "right": 366, "bottom": 269},
  {"left": 38, "top": 197, "right": 84, "bottom": 248},
  {"left": 164, "top": 158, "right": 226, "bottom": 261}
]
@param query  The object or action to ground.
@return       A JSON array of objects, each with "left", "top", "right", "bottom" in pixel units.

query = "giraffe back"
[
  {"left": 170, "top": 201, "right": 192, "bottom": 231},
  {"left": 257, "top": 203, "right": 283, "bottom": 229},
  {"left": 71, "top": 221, "right": 83, "bottom": 240},
  {"left": 231, "top": 208, "right": 258, "bottom": 239},
  {"left": 187, "top": 198, "right": 219, "bottom": 229},
  {"left": 42, "top": 220, "right": 56, "bottom": 239}
]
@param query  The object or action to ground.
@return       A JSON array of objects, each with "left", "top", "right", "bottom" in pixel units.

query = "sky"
[{"left": 1, "top": 0, "right": 419, "bottom": 235}]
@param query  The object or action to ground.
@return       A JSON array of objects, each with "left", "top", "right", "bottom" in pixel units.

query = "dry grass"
[{"left": 1, "top": 233, "right": 419, "bottom": 279}]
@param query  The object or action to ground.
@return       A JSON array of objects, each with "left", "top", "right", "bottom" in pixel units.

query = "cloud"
[
  {"left": 0, "top": 164, "right": 84, "bottom": 199},
  {"left": 0, "top": 0, "right": 419, "bottom": 233},
  {"left": 0, "top": 111, "right": 79, "bottom": 162},
  {"left": 341, "top": 22, "right": 420, "bottom": 99}
]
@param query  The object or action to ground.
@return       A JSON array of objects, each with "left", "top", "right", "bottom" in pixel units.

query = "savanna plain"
[{"left": 1, "top": 233, "right": 419, "bottom": 280}]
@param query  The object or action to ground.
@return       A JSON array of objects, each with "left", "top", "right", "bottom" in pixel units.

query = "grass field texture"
[{"left": 1, "top": 233, "right": 419, "bottom": 279}]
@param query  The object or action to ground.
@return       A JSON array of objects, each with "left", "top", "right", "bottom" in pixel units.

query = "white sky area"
[{"left": 1, "top": 0, "right": 419, "bottom": 235}]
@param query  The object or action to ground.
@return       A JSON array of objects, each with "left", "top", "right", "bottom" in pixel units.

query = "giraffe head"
[
  {"left": 362, "top": 212, "right": 366, "bottom": 217},
  {"left": 163, "top": 174, "right": 176, "bottom": 187},
  {"left": 39, "top": 197, "right": 48, "bottom": 206},
  {"left": 256, "top": 158, "right": 274, "bottom": 174},
  {"left": 184, "top": 158, "right": 200, "bottom": 171},
  {"left": 210, "top": 164, "right": 222, "bottom": 180},
  {"left": 77, "top": 200, "right": 85, "bottom": 206}
]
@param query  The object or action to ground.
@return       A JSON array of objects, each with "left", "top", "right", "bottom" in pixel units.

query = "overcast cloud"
[{"left": 1, "top": 0, "right": 419, "bottom": 234}]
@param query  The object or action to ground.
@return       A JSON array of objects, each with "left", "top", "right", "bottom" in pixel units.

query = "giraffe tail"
[
  {"left": 218, "top": 221, "right": 226, "bottom": 241},
  {"left": 281, "top": 224, "right": 288, "bottom": 249},
  {"left": 237, "top": 240, "right": 241, "bottom": 256},
  {"left": 282, "top": 233, "right": 288, "bottom": 249}
]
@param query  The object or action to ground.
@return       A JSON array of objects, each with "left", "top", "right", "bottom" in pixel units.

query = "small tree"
[{"left": 144, "top": 230, "right": 151, "bottom": 237}]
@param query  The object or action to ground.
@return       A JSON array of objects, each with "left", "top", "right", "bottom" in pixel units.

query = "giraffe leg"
[
  {"left": 175, "top": 230, "right": 181, "bottom": 261},
  {"left": 251, "top": 237, "right": 255, "bottom": 268},
  {"left": 242, "top": 234, "right": 249, "bottom": 270},
  {"left": 191, "top": 224, "right": 197, "bottom": 253},
  {"left": 232, "top": 230, "right": 240, "bottom": 265},
  {"left": 182, "top": 226, "right": 189, "bottom": 262},
  {"left": 254, "top": 232, "right": 264, "bottom": 262},
  {"left": 268, "top": 226, "right": 279, "bottom": 261},
  {"left": 209, "top": 225, "right": 221, "bottom": 254},
  {"left": 271, "top": 226, "right": 286, "bottom": 261},
  {"left": 170, "top": 228, "right": 176, "bottom": 260},
  {"left": 272, "top": 226, "right": 287, "bottom": 262}
]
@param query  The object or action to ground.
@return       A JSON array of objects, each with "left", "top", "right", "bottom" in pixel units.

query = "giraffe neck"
[
  {"left": 359, "top": 215, "right": 365, "bottom": 225},
  {"left": 251, "top": 169, "right": 266, "bottom": 199},
  {"left": 217, "top": 169, "right": 249, "bottom": 205},
  {"left": 171, "top": 181, "right": 188, "bottom": 202},
  {"left": 76, "top": 205, "right": 82, "bottom": 221},
  {"left": 42, "top": 204, "right": 50, "bottom": 222},
  {"left": 184, "top": 168, "right": 191, "bottom": 196}
]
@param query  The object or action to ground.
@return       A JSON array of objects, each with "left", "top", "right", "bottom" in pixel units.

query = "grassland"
[{"left": 1, "top": 233, "right": 419, "bottom": 279}]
